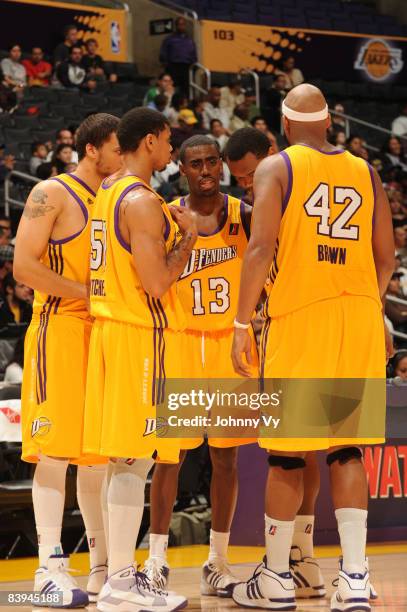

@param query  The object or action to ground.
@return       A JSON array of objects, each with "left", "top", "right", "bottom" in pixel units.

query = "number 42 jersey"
[
  {"left": 265, "top": 145, "right": 382, "bottom": 319},
  {"left": 173, "top": 194, "right": 250, "bottom": 331}
]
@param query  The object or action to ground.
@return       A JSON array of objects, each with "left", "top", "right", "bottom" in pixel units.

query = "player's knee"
[
  {"left": 326, "top": 446, "right": 362, "bottom": 466},
  {"left": 210, "top": 446, "right": 238, "bottom": 473},
  {"left": 268, "top": 453, "right": 307, "bottom": 470}
]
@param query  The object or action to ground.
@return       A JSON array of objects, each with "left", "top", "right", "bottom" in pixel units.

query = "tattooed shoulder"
[{"left": 23, "top": 187, "right": 55, "bottom": 220}]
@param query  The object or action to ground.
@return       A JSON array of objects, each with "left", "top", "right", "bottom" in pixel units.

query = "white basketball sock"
[
  {"left": 336, "top": 507, "right": 367, "bottom": 575},
  {"left": 264, "top": 514, "right": 295, "bottom": 575},
  {"left": 77, "top": 465, "right": 107, "bottom": 569},
  {"left": 32, "top": 454, "right": 68, "bottom": 567},
  {"left": 101, "top": 462, "right": 114, "bottom": 551},
  {"left": 292, "top": 515, "right": 314, "bottom": 558},
  {"left": 108, "top": 458, "right": 153, "bottom": 576},
  {"left": 149, "top": 533, "right": 169, "bottom": 561},
  {"left": 208, "top": 529, "right": 230, "bottom": 562}
]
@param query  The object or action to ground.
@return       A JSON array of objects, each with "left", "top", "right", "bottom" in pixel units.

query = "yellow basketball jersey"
[
  {"left": 173, "top": 194, "right": 250, "bottom": 331},
  {"left": 265, "top": 145, "right": 381, "bottom": 318},
  {"left": 90, "top": 175, "right": 185, "bottom": 330},
  {"left": 33, "top": 172, "right": 95, "bottom": 319}
]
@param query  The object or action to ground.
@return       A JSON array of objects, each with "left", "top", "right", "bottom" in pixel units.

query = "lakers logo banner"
[
  {"left": 0, "top": 0, "right": 128, "bottom": 62},
  {"left": 201, "top": 20, "right": 407, "bottom": 84}
]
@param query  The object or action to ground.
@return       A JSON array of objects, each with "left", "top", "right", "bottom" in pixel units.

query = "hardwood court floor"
[{"left": 0, "top": 547, "right": 406, "bottom": 612}]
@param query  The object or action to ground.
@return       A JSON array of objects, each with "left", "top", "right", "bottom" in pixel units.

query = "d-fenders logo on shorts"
[
  {"left": 31, "top": 416, "right": 52, "bottom": 438},
  {"left": 354, "top": 38, "right": 403, "bottom": 81}
]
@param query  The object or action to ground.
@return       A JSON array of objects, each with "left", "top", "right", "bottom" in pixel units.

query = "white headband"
[{"left": 282, "top": 100, "right": 328, "bottom": 122}]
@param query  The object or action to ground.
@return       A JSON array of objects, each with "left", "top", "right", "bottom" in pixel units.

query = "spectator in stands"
[
  {"left": 332, "top": 103, "right": 348, "bottom": 133},
  {"left": 147, "top": 93, "right": 169, "bottom": 115},
  {"left": 36, "top": 162, "right": 57, "bottom": 180},
  {"left": 0, "top": 273, "right": 33, "bottom": 327},
  {"left": 57, "top": 46, "right": 97, "bottom": 91},
  {"left": 389, "top": 192, "right": 406, "bottom": 221},
  {"left": 54, "top": 24, "right": 79, "bottom": 66},
  {"left": 46, "top": 128, "right": 78, "bottom": 164},
  {"left": 83, "top": 38, "right": 117, "bottom": 83},
  {"left": 4, "top": 334, "right": 25, "bottom": 384},
  {"left": 382, "top": 136, "right": 407, "bottom": 173},
  {"left": 51, "top": 143, "right": 75, "bottom": 174},
  {"left": 191, "top": 99, "right": 206, "bottom": 131},
  {"left": 230, "top": 103, "right": 251, "bottom": 133},
  {"left": 0, "top": 147, "right": 15, "bottom": 185},
  {"left": 265, "top": 74, "right": 286, "bottom": 131},
  {"left": 0, "top": 245, "right": 14, "bottom": 295},
  {"left": 245, "top": 87, "right": 260, "bottom": 121},
  {"left": 394, "top": 221, "right": 407, "bottom": 261},
  {"left": 203, "top": 85, "right": 230, "bottom": 131},
  {"left": 395, "top": 253, "right": 407, "bottom": 296},
  {"left": 251, "top": 116, "right": 268, "bottom": 133},
  {"left": 0, "top": 65, "right": 17, "bottom": 112},
  {"left": 152, "top": 146, "right": 182, "bottom": 200},
  {"left": 210, "top": 119, "right": 229, "bottom": 150},
  {"left": 275, "top": 56, "right": 304, "bottom": 90},
  {"left": 220, "top": 80, "right": 244, "bottom": 121},
  {"left": 29, "top": 142, "right": 48, "bottom": 176},
  {"left": 159, "top": 17, "right": 197, "bottom": 95},
  {"left": 334, "top": 130, "right": 347, "bottom": 149},
  {"left": 385, "top": 272, "right": 407, "bottom": 334},
  {"left": 22, "top": 47, "right": 52, "bottom": 87},
  {"left": 346, "top": 134, "right": 365, "bottom": 158},
  {"left": 167, "top": 93, "right": 189, "bottom": 126},
  {"left": 392, "top": 350, "right": 407, "bottom": 380},
  {"left": 144, "top": 73, "right": 176, "bottom": 107},
  {"left": 1, "top": 44, "right": 26, "bottom": 99},
  {"left": 0, "top": 217, "right": 12, "bottom": 246},
  {"left": 391, "top": 104, "right": 407, "bottom": 138},
  {"left": 171, "top": 108, "right": 200, "bottom": 148}
]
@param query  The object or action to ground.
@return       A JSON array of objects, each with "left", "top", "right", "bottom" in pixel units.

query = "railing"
[
  {"left": 387, "top": 294, "right": 407, "bottom": 306},
  {"left": 189, "top": 62, "right": 211, "bottom": 99},
  {"left": 4, "top": 171, "right": 40, "bottom": 217},
  {"left": 239, "top": 69, "right": 260, "bottom": 109}
]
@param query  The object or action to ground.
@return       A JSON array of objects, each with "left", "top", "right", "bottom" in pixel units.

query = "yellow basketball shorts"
[
  {"left": 82, "top": 319, "right": 184, "bottom": 464},
  {"left": 21, "top": 314, "right": 94, "bottom": 463},
  {"left": 258, "top": 295, "right": 386, "bottom": 452},
  {"left": 176, "top": 327, "right": 259, "bottom": 452}
]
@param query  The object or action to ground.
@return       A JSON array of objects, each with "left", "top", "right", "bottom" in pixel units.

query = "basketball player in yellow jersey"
[
  {"left": 231, "top": 85, "right": 395, "bottom": 612},
  {"left": 141, "top": 135, "right": 257, "bottom": 596},
  {"left": 14, "top": 114, "right": 121, "bottom": 607},
  {"left": 82, "top": 108, "right": 196, "bottom": 612}
]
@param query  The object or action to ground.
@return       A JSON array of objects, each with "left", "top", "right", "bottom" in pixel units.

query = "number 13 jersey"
[
  {"left": 265, "top": 144, "right": 381, "bottom": 319},
  {"left": 173, "top": 194, "right": 250, "bottom": 331}
]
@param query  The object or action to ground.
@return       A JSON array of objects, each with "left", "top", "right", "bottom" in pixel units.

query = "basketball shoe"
[
  {"left": 232, "top": 556, "right": 296, "bottom": 610},
  {"left": 201, "top": 558, "right": 240, "bottom": 597},
  {"left": 337, "top": 557, "right": 378, "bottom": 601},
  {"left": 141, "top": 557, "right": 170, "bottom": 590},
  {"left": 289, "top": 545, "right": 326, "bottom": 598},
  {"left": 87, "top": 564, "right": 108, "bottom": 603},
  {"left": 33, "top": 554, "right": 89, "bottom": 608},
  {"left": 331, "top": 564, "right": 370, "bottom": 612},
  {"left": 97, "top": 565, "right": 187, "bottom": 612}
]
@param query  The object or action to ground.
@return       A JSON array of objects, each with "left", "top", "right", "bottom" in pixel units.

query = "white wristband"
[{"left": 234, "top": 319, "right": 250, "bottom": 329}]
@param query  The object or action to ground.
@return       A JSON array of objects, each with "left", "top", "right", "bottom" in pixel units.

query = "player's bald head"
[
  {"left": 282, "top": 83, "right": 331, "bottom": 144},
  {"left": 285, "top": 84, "right": 327, "bottom": 115}
]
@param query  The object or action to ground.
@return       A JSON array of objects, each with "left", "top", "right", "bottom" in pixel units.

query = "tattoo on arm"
[
  {"left": 167, "top": 231, "right": 195, "bottom": 271},
  {"left": 23, "top": 188, "right": 55, "bottom": 219}
]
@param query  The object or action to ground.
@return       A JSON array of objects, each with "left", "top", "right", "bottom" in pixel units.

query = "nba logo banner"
[
  {"left": 229, "top": 223, "right": 239, "bottom": 235},
  {"left": 89, "top": 538, "right": 96, "bottom": 548},
  {"left": 269, "top": 525, "right": 277, "bottom": 535}
]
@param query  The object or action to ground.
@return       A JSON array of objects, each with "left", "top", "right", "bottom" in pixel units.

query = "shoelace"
[
  {"left": 133, "top": 570, "right": 167, "bottom": 597},
  {"left": 48, "top": 566, "right": 80, "bottom": 590},
  {"left": 208, "top": 559, "right": 234, "bottom": 577},
  {"left": 246, "top": 562, "right": 264, "bottom": 586},
  {"left": 144, "top": 559, "right": 167, "bottom": 586}
]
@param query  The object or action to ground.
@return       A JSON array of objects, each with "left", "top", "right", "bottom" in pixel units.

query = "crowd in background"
[{"left": 0, "top": 20, "right": 407, "bottom": 378}]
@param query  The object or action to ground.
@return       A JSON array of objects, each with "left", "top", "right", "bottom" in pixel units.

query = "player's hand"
[
  {"left": 231, "top": 328, "right": 253, "bottom": 377},
  {"left": 384, "top": 322, "right": 395, "bottom": 362},
  {"left": 168, "top": 205, "right": 198, "bottom": 237}
]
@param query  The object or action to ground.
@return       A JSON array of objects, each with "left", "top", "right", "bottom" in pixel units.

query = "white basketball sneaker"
[
  {"left": 33, "top": 554, "right": 89, "bottom": 608},
  {"left": 338, "top": 557, "right": 378, "bottom": 601},
  {"left": 232, "top": 556, "right": 296, "bottom": 610},
  {"left": 97, "top": 565, "right": 187, "bottom": 612},
  {"left": 201, "top": 558, "right": 240, "bottom": 597},
  {"left": 289, "top": 546, "right": 326, "bottom": 598},
  {"left": 87, "top": 564, "right": 108, "bottom": 603},
  {"left": 331, "top": 566, "right": 370, "bottom": 612},
  {"left": 141, "top": 557, "right": 170, "bottom": 590}
]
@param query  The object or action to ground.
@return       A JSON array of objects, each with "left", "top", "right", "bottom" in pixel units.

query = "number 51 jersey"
[
  {"left": 265, "top": 145, "right": 382, "bottom": 319},
  {"left": 173, "top": 194, "right": 250, "bottom": 331}
]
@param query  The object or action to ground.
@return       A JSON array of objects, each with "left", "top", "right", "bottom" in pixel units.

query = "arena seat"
[
  {"left": 4, "top": 127, "right": 31, "bottom": 144},
  {"left": 12, "top": 115, "right": 42, "bottom": 131}
]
